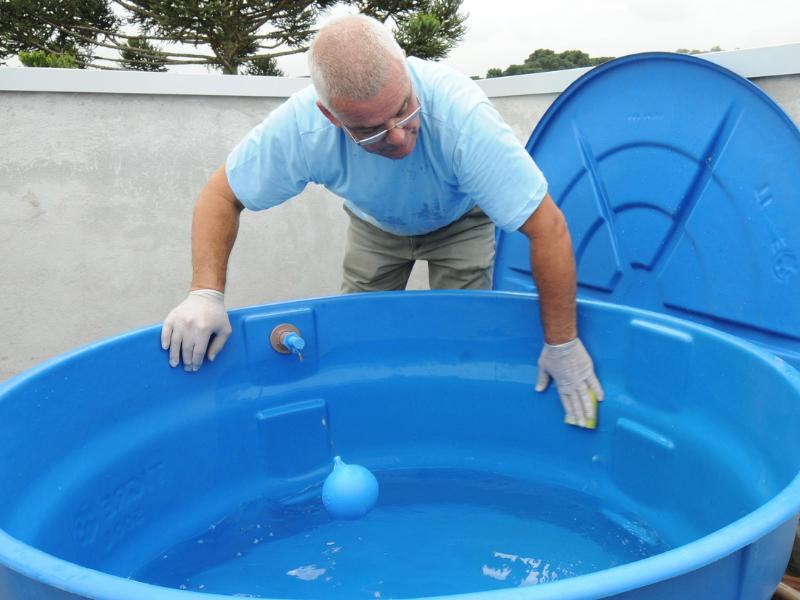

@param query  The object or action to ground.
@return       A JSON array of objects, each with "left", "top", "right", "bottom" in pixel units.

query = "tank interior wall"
[{"left": 0, "top": 294, "right": 798, "bottom": 585}]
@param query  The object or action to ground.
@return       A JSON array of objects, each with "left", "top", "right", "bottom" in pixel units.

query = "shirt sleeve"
[
  {"left": 225, "top": 99, "right": 311, "bottom": 211},
  {"left": 453, "top": 101, "right": 548, "bottom": 231}
]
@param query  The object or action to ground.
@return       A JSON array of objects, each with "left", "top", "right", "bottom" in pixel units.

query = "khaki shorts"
[{"left": 341, "top": 206, "right": 496, "bottom": 293}]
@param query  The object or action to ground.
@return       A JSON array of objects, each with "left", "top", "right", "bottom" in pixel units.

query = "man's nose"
[{"left": 384, "top": 125, "right": 406, "bottom": 146}]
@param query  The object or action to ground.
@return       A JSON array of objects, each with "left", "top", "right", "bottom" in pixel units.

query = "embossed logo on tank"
[
  {"left": 756, "top": 184, "right": 796, "bottom": 282},
  {"left": 74, "top": 461, "right": 165, "bottom": 550}
]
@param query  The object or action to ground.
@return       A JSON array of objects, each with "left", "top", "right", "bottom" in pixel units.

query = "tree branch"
[
  {"left": 64, "top": 21, "right": 180, "bottom": 43},
  {"left": 32, "top": 13, "right": 217, "bottom": 61},
  {"left": 263, "top": 46, "right": 309, "bottom": 58},
  {"left": 111, "top": 0, "right": 164, "bottom": 23},
  {"left": 252, "top": 27, "right": 317, "bottom": 41},
  {"left": 91, "top": 54, "right": 215, "bottom": 67}
]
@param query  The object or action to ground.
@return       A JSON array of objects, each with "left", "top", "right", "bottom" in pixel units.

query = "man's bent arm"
[
  {"left": 190, "top": 164, "right": 245, "bottom": 293},
  {"left": 518, "top": 194, "right": 577, "bottom": 344},
  {"left": 161, "top": 164, "right": 244, "bottom": 371},
  {"left": 519, "top": 194, "right": 603, "bottom": 428}
]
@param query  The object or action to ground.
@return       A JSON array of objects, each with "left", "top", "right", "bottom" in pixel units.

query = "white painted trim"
[
  {"left": 477, "top": 43, "right": 800, "bottom": 97},
  {"left": 476, "top": 67, "right": 591, "bottom": 98},
  {"left": 0, "top": 67, "right": 310, "bottom": 97},
  {"left": 0, "top": 44, "right": 798, "bottom": 98},
  {"left": 703, "top": 44, "right": 800, "bottom": 79}
]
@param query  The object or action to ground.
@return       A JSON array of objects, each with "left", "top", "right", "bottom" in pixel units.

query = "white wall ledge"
[
  {"left": 0, "top": 67, "right": 310, "bottom": 97},
  {"left": 0, "top": 43, "right": 798, "bottom": 98},
  {"left": 478, "top": 44, "right": 800, "bottom": 97}
]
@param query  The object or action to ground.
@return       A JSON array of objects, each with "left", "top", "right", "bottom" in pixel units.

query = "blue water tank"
[{"left": 0, "top": 53, "right": 799, "bottom": 599}]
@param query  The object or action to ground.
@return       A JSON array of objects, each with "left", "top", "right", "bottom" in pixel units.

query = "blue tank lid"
[{"left": 493, "top": 52, "right": 800, "bottom": 368}]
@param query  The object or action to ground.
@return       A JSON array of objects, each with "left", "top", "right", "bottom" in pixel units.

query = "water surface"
[{"left": 134, "top": 469, "right": 669, "bottom": 598}]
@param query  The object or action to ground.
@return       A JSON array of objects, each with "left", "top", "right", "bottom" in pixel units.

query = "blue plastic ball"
[{"left": 322, "top": 456, "right": 379, "bottom": 520}]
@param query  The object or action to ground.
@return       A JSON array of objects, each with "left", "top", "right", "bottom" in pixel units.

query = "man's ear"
[{"left": 316, "top": 100, "right": 342, "bottom": 128}]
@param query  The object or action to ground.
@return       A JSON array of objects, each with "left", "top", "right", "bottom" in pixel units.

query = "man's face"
[{"left": 321, "top": 60, "right": 420, "bottom": 160}]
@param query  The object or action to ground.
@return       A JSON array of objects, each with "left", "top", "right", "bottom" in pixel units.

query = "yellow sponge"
[
  {"left": 585, "top": 389, "right": 598, "bottom": 429},
  {"left": 564, "top": 390, "right": 598, "bottom": 429}
]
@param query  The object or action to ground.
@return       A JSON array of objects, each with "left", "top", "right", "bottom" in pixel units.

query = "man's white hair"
[{"left": 308, "top": 14, "right": 405, "bottom": 109}]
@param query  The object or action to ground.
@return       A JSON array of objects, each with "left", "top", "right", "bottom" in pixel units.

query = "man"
[{"left": 161, "top": 14, "right": 604, "bottom": 428}]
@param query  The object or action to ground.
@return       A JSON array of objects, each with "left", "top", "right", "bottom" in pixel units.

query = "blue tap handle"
[{"left": 282, "top": 332, "right": 306, "bottom": 356}]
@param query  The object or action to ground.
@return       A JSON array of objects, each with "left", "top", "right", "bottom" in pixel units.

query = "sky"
[
  {"left": 4, "top": 0, "right": 798, "bottom": 76},
  {"left": 275, "top": 0, "right": 800, "bottom": 78}
]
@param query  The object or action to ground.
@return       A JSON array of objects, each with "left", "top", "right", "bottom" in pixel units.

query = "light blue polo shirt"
[{"left": 226, "top": 57, "right": 547, "bottom": 236}]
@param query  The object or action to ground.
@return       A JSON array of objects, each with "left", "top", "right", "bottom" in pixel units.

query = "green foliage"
[
  {"left": 486, "top": 48, "right": 614, "bottom": 78},
  {"left": 676, "top": 45, "right": 723, "bottom": 55},
  {"left": 392, "top": 0, "right": 466, "bottom": 60},
  {"left": 347, "top": 0, "right": 467, "bottom": 60},
  {"left": 120, "top": 36, "right": 167, "bottom": 72},
  {"left": 243, "top": 56, "right": 285, "bottom": 77},
  {"left": 19, "top": 49, "right": 79, "bottom": 68},
  {"left": 0, "top": 0, "right": 115, "bottom": 65},
  {"left": 485, "top": 45, "right": 726, "bottom": 80},
  {"left": 122, "top": 0, "right": 339, "bottom": 74},
  {"left": 394, "top": 13, "right": 446, "bottom": 59},
  {"left": 1, "top": 0, "right": 467, "bottom": 73}
]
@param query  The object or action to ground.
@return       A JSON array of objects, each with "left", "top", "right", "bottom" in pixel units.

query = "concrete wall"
[{"left": 2, "top": 46, "right": 800, "bottom": 381}]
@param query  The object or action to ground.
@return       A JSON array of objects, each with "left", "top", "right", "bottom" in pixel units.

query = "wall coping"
[
  {"left": 479, "top": 44, "right": 800, "bottom": 97},
  {"left": 0, "top": 43, "right": 798, "bottom": 98}
]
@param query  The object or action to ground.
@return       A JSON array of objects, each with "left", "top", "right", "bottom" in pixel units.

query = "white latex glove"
[
  {"left": 536, "top": 338, "right": 604, "bottom": 429},
  {"left": 161, "top": 289, "right": 232, "bottom": 372}
]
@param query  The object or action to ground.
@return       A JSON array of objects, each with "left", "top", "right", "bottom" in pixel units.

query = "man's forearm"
[
  {"left": 520, "top": 194, "right": 603, "bottom": 428},
  {"left": 190, "top": 165, "right": 244, "bottom": 293},
  {"left": 519, "top": 195, "right": 578, "bottom": 345},
  {"left": 529, "top": 222, "right": 577, "bottom": 344}
]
